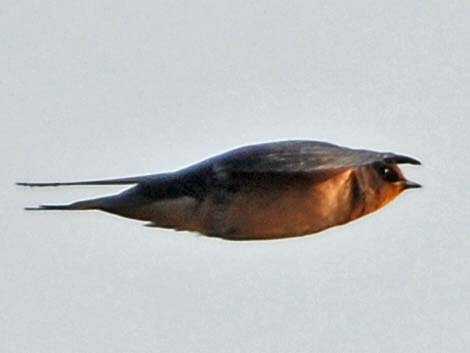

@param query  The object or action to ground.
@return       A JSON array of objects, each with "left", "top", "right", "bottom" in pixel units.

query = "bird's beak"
[
  {"left": 402, "top": 180, "right": 422, "bottom": 189},
  {"left": 385, "top": 154, "right": 421, "bottom": 165}
]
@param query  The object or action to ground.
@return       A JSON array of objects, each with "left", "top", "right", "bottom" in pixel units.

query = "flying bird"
[{"left": 18, "top": 140, "right": 421, "bottom": 240}]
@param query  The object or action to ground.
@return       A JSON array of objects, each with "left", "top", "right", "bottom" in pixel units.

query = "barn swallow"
[{"left": 18, "top": 140, "right": 421, "bottom": 240}]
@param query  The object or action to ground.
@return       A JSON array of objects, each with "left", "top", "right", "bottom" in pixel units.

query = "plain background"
[{"left": 2, "top": 1, "right": 470, "bottom": 352}]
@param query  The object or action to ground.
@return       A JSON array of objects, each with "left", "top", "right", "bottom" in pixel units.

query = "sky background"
[{"left": 2, "top": 1, "right": 470, "bottom": 352}]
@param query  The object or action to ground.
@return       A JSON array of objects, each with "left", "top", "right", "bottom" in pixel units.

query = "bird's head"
[{"left": 361, "top": 154, "right": 421, "bottom": 211}]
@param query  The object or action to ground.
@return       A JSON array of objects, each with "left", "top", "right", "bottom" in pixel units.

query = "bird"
[{"left": 18, "top": 140, "right": 421, "bottom": 240}]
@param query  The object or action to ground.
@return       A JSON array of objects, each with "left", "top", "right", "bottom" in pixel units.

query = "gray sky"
[{"left": 2, "top": 1, "right": 470, "bottom": 352}]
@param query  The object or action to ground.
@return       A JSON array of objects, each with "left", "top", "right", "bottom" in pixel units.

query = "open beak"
[{"left": 402, "top": 180, "right": 422, "bottom": 189}]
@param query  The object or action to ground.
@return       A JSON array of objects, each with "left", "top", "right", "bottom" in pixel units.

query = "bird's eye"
[{"left": 378, "top": 165, "right": 400, "bottom": 182}]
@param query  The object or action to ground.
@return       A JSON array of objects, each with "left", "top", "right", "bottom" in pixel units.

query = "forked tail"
[{"left": 17, "top": 173, "right": 168, "bottom": 213}]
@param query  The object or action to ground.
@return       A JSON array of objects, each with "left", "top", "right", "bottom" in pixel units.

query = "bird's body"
[{"left": 19, "top": 140, "right": 421, "bottom": 240}]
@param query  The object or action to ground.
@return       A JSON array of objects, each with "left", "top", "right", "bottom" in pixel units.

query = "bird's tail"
[
  {"left": 24, "top": 197, "right": 109, "bottom": 211},
  {"left": 17, "top": 173, "right": 169, "bottom": 213}
]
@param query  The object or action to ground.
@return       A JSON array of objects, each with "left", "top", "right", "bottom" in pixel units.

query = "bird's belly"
[
  {"left": 221, "top": 193, "right": 337, "bottom": 239},
  {"left": 194, "top": 172, "right": 353, "bottom": 240}
]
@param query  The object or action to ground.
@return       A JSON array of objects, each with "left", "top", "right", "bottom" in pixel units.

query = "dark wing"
[{"left": 207, "top": 140, "right": 384, "bottom": 176}]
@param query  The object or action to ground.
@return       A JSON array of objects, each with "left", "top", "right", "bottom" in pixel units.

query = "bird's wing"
[{"left": 210, "top": 140, "right": 383, "bottom": 176}]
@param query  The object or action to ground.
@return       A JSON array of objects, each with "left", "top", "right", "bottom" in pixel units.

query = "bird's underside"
[{"left": 18, "top": 140, "right": 421, "bottom": 240}]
